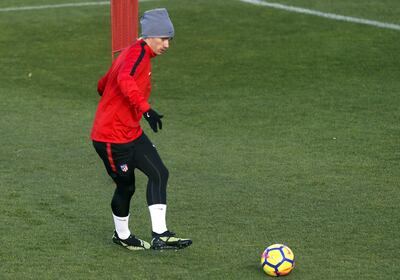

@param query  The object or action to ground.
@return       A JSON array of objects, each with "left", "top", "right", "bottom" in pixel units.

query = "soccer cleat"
[
  {"left": 112, "top": 231, "right": 151, "bottom": 250},
  {"left": 151, "top": 230, "right": 192, "bottom": 250}
]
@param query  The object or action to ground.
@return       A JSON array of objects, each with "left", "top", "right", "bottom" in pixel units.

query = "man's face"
[{"left": 145, "top": 37, "right": 170, "bottom": 55}]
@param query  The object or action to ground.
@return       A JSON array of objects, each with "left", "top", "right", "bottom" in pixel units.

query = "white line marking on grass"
[
  {"left": 0, "top": 0, "right": 154, "bottom": 13},
  {"left": 240, "top": 0, "right": 400, "bottom": 31}
]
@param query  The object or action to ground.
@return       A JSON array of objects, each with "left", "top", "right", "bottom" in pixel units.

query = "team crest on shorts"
[{"left": 120, "top": 164, "right": 129, "bottom": 172}]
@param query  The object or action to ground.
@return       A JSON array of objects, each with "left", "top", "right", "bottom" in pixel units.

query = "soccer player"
[{"left": 91, "top": 8, "right": 192, "bottom": 250}]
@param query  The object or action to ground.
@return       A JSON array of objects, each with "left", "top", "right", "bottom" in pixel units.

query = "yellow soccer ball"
[{"left": 260, "top": 244, "right": 295, "bottom": 277}]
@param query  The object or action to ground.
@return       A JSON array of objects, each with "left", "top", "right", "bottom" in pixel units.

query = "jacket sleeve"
[
  {"left": 97, "top": 69, "right": 110, "bottom": 96},
  {"left": 117, "top": 60, "right": 151, "bottom": 113}
]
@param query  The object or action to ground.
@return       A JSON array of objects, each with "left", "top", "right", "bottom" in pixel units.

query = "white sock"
[
  {"left": 148, "top": 204, "right": 168, "bottom": 234},
  {"left": 112, "top": 213, "right": 131, "bottom": 240}
]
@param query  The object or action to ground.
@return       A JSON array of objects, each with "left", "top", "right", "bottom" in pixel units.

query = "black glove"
[{"left": 143, "top": 109, "right": 163, "bottom": 132}]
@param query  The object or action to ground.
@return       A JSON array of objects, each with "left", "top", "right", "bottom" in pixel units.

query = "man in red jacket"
[{"left": 91, "top": 8, "right": 192, "bottom": 250}]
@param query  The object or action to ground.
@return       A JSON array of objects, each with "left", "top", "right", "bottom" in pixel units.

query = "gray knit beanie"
[{"left": 140, "top": 8, "right": 175, "bottom": 38}]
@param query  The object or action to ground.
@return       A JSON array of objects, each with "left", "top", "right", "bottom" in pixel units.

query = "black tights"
[{"left": 93, "top": 133, "right": 169, "bottom": 217}]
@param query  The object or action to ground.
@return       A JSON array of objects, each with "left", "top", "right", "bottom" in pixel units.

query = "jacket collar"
[{"left": 138, "top": 39, "right": 157, "bottom": 58}]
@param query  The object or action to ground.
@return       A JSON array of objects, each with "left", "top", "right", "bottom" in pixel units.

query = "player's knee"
[
  {"left": 156, "top": 166, "right": 169, "bottom": 190},
  {"left": 116, "top": 182, "right": 135, "bottom": 197},
  {"left": 159, "top": 165, "right": 169, "bottom": 185},
  {"left": 148, "top": 164, "right": 169, "bottom": 186},
  {"left": 126, "top": 183, "right": 135, "bottom": 195}
]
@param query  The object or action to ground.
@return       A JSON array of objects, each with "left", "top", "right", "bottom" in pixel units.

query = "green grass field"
[{"left": 1, "top": 0, "right": 399, "bottom": 279}]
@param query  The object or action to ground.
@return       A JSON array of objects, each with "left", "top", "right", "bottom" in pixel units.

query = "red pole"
[{"left": 111, "top": 0, "right": 138, "bottom": 61}]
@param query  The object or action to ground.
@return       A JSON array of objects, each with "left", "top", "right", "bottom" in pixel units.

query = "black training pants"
[{"left": 93, "top": 133, "right": 169, "bottom": 217}]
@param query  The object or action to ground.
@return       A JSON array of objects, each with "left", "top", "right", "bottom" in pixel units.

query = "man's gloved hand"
[{"left": 143, "top": 109, "right": 163, "bottom": 132}]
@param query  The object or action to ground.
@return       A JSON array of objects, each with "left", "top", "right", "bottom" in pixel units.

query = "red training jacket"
[{"left": 91, "top": 39, "right": 156, "bottom": 143}]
